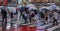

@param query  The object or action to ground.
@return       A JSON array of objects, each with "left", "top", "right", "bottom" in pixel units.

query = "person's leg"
[
  {"left": 22, "top": 15, "right": 27, "bottom": 23},
  {"left": 53, "top": 18, "right": 55, "bottom": 26},
  {"left": 2, "top": 16, "right": 4, "bottom": 22},
  {"left": 45, "top": 17, "right": 47, "bottom": 24},
  {"left": 43, "top": 18, "right": 46, "bottom": 24},
  {"left": 20, "top": 11, "right": 22, "bottom": 18},
  {"left": 5, "top": 18, "right": 7, "bottom": 31},
  {"left": 11, "top": 13, "right": 14, "bottom": 21},
  {"left": 2, "top": 24, "right": 5, "bottom": 31},
  {"left": 2, "top": 16, "right": 5, "bottom": 31},
  {"left": 46, "top": 17, "right": 48, "bottom": 24},
  {"left": 55, "top": 19, "right": 58, "bottom": 25},
  {"left": 30, "top": 18, "right": 31, "bottom": 23},
  {"left": 24, "top": 17, "right": 28, "bottom": 23}
]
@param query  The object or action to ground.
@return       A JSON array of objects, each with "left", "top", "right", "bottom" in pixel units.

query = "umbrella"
[
  {"left": 47, "top": 7, "right": 53, "bottom": 11},
  {"left": 28, "top": 7, "right": 33, "bottom": 10},
  {"left": 49, "top": 5, "right": 60, "bottom": 10},
  {"left": 26, "top": 4, "right": 35, "bottom": 8},
  {"left": 8, "top": 7, "right": 16, "bottom": 13},
  {"left": 39, "top": 7, "right": 48, "bottom": 11},
  {"left": 55, "top": 7, "right": 60, "bottom": 10},
  {"left": 28, "top": 7, "right": 37, "bottom": 11}
]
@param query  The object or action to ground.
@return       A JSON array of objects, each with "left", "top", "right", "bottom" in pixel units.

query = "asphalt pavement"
[
  {"left": 0, "top": 12, "right": 60, "bottom": 31},
  {"left": 53, "top": 27, "right": 60, "bottom": 31}
]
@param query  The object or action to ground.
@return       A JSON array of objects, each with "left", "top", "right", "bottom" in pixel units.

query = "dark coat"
[{"left": 1, "top": 9, "right": 7, "bottom": 18}]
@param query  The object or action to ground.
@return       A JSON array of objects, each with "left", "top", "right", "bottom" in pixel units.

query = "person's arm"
[{"left": 1, "top": 10, "right": 3, "bottom": 15}]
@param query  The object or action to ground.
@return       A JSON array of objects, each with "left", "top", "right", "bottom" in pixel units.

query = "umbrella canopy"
[
  {"left": 8, "top": 7, "right": 16, "bottom": 13},
  {"left": 49, "top": 5, "right": 60, "bottom": 10},
  {"left": 55, "top": 7, "right": 60, "bottom": 10},
  {"left": 28, "top": 7, "right": 37, "bottom": 11},
  {"left": 26, "top": 4, "right": 35, "bottom": 8},
  {"left": 47, "top": 7, "right": 53, "bottom": 11},
  {"left": 39, "top": 7, "right": 48, "bottom": 11},
  {"left": 49, "top": 5, "right": 57, "bottom": 9}
]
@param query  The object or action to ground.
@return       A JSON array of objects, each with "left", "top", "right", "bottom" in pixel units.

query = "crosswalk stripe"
[
  {"left": 47, "top": 24, "right": 60, "bottom": 31},
  {"left": 47, "top": 20, "right": 60, "bottom": 31}
]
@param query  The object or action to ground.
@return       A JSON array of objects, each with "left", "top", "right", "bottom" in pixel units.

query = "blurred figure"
[
  {"left": 45, "top": 10, "right": 48, "bottom": 24},
  {"left": 0, "top": 2, "right": 2, "bottom": 6},
  {"left": 53, "top": 10, "right": 58, "bottom": 26},
  {"left": 29, "top": 10, "right": 38, "bottom": 24},
  {"left": 19, "top": 6, "right": 25, "bottom": 18},
  {"left": 8, "top": 7, "right": 16, "bottom": 21},
  {"left": 22, "top": 7, "right": 29, "bottom": 23},
  {"left": 29, "top": 10, "right": 34, "bottom": 23},
  {"left": 10, "top": 12, "right": 14, "bottom": 21},
  {"left": 30, "top": 13, "right": 36, "bottom": 24},
  {"left": 40, "top": 12, "right": 44, "bottom": 20},
  {"left": 1, "top": 9, "right": 7, "bottom": 31},
  {"left": 49, "top": 11, "right": 53, "bottom": 23}
]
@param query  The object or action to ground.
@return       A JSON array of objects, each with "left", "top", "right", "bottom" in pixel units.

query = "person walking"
[
  {"left": 19, "top": 6, "right": 25, "bottom": 18},
  {"left": 45, "top": 10, "right": 48, "bottom": 24},
  {"left": 53, "top": 10, "right": 58, "bottom": 26},
  {"left": 1, "top": 9, "right": 7, "bottom": 31}
]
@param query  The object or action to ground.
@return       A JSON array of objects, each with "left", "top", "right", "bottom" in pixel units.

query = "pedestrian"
[
  {"left": 30, "top": 13, "right": 36, "bottom": 24},
  {"left": 19, "top": 6, "right": 25, "bottom": 18},
  {"left": 40, "top": 12, "right": 44, "bottom": 20},
  {"left": 53, "top": 10, "right": 58, "bottom": 26},
  {"left": 29, "top": 10, "right": 34, "bottom": 24},
  {"left": 45, "top": 10, "right": 48, "bottom": 24},
  {"left": 10, "top": 12, "right": 14, "bottom": 21},
  {"left": 9, "top": 7, "right": 15, "bottom": 21},
  {"left": 1, "top": 9, "right": 7, "bottom": 31}
]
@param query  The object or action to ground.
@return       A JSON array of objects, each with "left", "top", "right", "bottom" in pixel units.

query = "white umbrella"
[
  {"left": 28, "top": 7, "right": 37, "bottom": 11},
  {"left": 8, "top": 7, "right": 16, "bottom": 13},
  {"left": 32, "top": 7, "right": 37, "bottom": 10},
  {"left": 47, "top": 7, "right": 53, "bottom": 11},
  {"left": 49, "top": 5, "right": 60, "bottom": 10},
  {"left": 39, "top": 7, "right": 48, "bottom": 11},
  {"left": 28, "top": 7, "right": 33, "bottom": 10},
  {"left": 55, "top": 7, "right": 60, "bottom": 10},
  {"left": 26, "top": 4, "right": 35, "bottom": 8}
]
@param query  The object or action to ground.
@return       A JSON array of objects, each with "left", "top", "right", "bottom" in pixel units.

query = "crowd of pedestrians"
[
  {"left": 0, "top": 5, "right": 60, "bottom": 31},
  {"left": 19, "top": 6, "right": 59, "bottom": 26}
]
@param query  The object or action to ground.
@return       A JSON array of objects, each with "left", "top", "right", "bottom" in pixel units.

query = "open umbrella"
[
  {"left": 28, "top": 7, "right": 37, "bottom": 11},
  {"left": 47, "top": 7, "right": 53, "bottom": 11},
  {"left": 49, "top": 5, "right": 60, "bottom": 11},
  {"left": 39, "top": 7, "right": 48, "bottom": 11},
  {"left": 26, "top": 4, "right": 35, "bottom": 8},
  {"left": 8, "top": 7, "right": 16, "bottom": 13}
]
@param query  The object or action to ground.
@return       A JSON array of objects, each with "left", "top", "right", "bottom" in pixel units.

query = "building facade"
[{"left": 31, "top": 0, "right": 56, "bottom": 3}]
